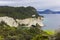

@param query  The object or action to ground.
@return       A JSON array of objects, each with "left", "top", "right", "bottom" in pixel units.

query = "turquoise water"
[{"left": 39, "top": 14, "right": 60, "bottom": 30}]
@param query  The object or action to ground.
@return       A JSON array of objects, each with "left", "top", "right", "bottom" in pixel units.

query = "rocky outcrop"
[
  {"left": 16, "top": 17, "right": 44, "bottom": 27},
  {"left": 0, "top": 16, "right": 44, "bottom": 27},
  {"left": 0, "top": 16, "right": 18, "bottom": 27}
]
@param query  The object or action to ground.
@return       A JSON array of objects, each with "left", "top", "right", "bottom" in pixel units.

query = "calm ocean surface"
[{"left": 39, "top": 14, "right": 60, "bottom": 30}]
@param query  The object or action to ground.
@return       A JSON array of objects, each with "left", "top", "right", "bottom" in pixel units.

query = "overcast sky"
[{"left": 0, "top": 0, "right": 60, "bottom": 11}]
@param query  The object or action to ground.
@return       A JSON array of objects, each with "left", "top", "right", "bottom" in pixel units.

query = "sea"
[{"left": 39, "top": 14, "right": 60, "bottom": 30}]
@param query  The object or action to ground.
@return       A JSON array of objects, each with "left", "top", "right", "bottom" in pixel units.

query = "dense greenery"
[
  {"left": 54, "top": 31, "right": 60, "bottom": 40},
  {"left": 0, "top": 21, "right": 50, "bottom": 40},
  {"left": 0, "top": 6, "right": 39, "bottom": 19}
]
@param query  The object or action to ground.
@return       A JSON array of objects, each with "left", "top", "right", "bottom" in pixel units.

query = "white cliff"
[
  {"left": 0, "top": 16, "right": 44, "bottom": 27},
  {"left": 0, "top": 16, "right": 18, "bottom": 27},
  {"left": 16, "top": 17, "right": 44, "bottom": 27}
]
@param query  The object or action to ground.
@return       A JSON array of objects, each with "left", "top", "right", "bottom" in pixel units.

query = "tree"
[{"left": 54, "top": 31, "right": 60, "bottom": 40}]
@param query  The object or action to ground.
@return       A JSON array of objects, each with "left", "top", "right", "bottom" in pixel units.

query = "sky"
[{"left": 0, "top": 0, "right": 60, "bottom": 11}]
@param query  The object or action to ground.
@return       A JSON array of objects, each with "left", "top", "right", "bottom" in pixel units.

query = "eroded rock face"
[
  {"left": 16, "top": 17, "right": 44, "bottom": 27},
  {"left": 0, "top": 16, "right": 18, "bottom": 27},
  {"left": 0, "top": 16, "right": 44, "bottom": 27}
]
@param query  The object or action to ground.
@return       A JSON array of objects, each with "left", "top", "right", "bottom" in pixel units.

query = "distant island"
[{"left": 38, "top": 9, "right": 60, "bottom": 14}]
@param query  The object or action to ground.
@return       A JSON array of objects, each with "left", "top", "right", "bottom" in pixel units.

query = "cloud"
[{"left": 0, "top": 0, "right": 60, "bottom": 10}]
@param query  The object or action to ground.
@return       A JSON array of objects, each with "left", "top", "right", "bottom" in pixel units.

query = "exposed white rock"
[
  {"left": 0, "top": 16, "right": 18, "bottom": 27},
  {"left": 32, "top": 14, "right": 36, "bottom": 17},
  {"left": 16, "top": 17, "right": 44, "bottom": 27},
  {"left": 0, "top": 16, "right": 44, "bottom": 27}
]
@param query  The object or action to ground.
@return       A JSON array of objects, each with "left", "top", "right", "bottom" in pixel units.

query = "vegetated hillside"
[
  {"left": 0, "top": 6, "right": 54, "bottom": 40},
  {"left": 0, "top": 6, "right": 39, "bottom": 19},
  {"left": 0, "top": 22, "right": 50, "bottom": 40}
]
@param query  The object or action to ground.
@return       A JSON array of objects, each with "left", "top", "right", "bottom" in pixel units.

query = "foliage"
[
  {"left": 44, "top": 30, "right": 55, "bottom": 35},
  {"left": 0, "top": 6, "right": 39, "bottom": 19},
  {"left": 54, "top": 31, "right": 60, "bottom": 40},
  {"left": 0, "top": 22, "right": 50, "bottom": 40},
  {"left": 31, "top": 34, "right": 49, "bottom": 40}
]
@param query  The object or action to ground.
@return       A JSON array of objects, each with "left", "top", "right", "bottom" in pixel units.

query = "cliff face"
[
  {"left": 0, "top": 6, "right": 44, "bottom": 27},
  {"left": 16, "top": 16, "right": 44, "bottom": 27},
  {"left": 0, "top": 16, "right": 18, "bottom": 27},
  {"left": 0, "top": 16, "right": 44, "bottom": 27}
]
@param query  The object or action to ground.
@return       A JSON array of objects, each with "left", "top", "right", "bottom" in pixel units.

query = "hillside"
[
  {"left": 0, "top": 6, "right": 39, "bottom": 19},
  {"left": 0, "top": 6, "right": 55, "bottom": 40},
  {"left": 0, "top": 6, "right": 44, "bottom": 27}
]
